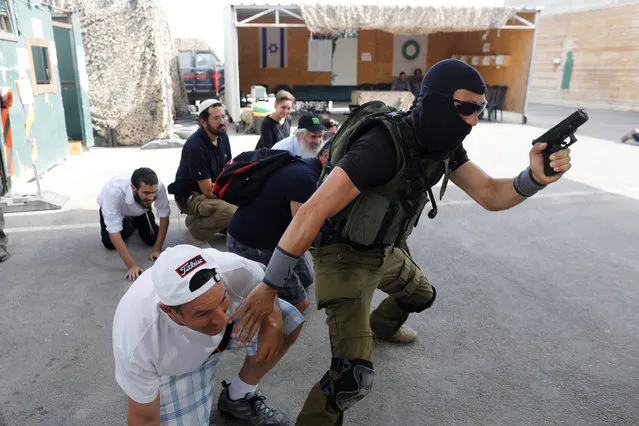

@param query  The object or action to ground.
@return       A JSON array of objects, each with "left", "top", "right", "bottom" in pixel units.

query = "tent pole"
[
  {"left": 224, "top": 4, "right": 242, "bottom": 125},
  {"left": 521, "top": 9, "right": 541, "bottom": 125}
]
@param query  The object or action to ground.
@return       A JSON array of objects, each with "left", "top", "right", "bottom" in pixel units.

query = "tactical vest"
[{"left": 317, "top": 102, "right": 453, "bottom": 248}]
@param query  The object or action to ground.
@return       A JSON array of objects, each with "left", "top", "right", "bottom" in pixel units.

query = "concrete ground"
[{"left": 1, "top": 106, "right": 639, "bottom": 425}]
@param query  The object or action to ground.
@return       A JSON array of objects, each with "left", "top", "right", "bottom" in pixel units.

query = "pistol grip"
[{"left": 543, "top": 144, "right": 562, "bottom": 176}]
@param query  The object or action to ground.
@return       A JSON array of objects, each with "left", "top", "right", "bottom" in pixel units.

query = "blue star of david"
[{"left": 268, "top": 43, "right": 280, "bottom": 54}]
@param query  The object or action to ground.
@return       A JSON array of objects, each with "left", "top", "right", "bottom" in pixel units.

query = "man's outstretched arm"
[
  {"left": 451, "top": 142, "right": 572, "bottom": 211},
  {"left": 110, "top": 232, "right": 143, "bottom": 281},
  {"left": 229, "top": 167, "right": 361, "bottom": 343}
]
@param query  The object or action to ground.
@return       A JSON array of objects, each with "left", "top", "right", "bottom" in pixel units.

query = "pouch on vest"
[{"left": 341, "top": 192, "right": 391, "bottom": 247}]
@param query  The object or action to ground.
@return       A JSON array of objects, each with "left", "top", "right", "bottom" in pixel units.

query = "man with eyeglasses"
[
  {"left": 227, "top": 59, "right": 573, "bottom": 425},
  {"left": 169, "top": 99, "right": 237, "bottom": 245}
]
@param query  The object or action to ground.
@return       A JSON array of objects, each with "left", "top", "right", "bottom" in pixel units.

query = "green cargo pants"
[
  {"left": 184, "top": 192, "right": 237, "bottom": 241},
  {"left": 295, "top": 243, "right": 435, "bottom": 426}
]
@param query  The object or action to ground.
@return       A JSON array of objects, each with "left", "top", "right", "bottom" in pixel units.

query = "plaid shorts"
[
  {"left": 227, "top": 233, "right": 313, "bottom": 305},
  {"left": 158, "top": 299, "right": 304, "bottom": 426}
]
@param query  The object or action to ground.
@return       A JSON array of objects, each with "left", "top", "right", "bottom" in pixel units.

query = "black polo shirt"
[{"left": 172, "top": 127, "right": 232, "bottom": 198}]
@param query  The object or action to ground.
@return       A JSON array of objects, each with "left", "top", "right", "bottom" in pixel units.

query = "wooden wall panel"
[
  {"left": 236, "top": 14, "right": 536, "bottom": 115},
  {"left": 427, "top": 14, "right": 536, "bottom": 114},
  {"left": 357, "top": 30, "right": 394, "bottom": 85},
  {"left": 237, "top": 19, "right": 331, "bottom": 94}
]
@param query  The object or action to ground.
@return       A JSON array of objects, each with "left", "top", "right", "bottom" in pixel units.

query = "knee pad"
[
  {"left": 320, "top": 357, "right": 375, "bottom": 412},
  {"left": 396, "top": 285, "right": 436, "bottom": 313}
]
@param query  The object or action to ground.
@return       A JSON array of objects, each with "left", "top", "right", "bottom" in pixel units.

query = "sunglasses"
[{"left": 426, "top": 88, "right": 487, "bottom": 116}]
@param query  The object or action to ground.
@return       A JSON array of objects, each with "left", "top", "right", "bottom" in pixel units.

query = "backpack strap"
[
  {"left": 387, "top": 114, "right": 439, "bottom": 220},
  {"left": 212, "top": 323, "right": 234, "bottom": 354}
]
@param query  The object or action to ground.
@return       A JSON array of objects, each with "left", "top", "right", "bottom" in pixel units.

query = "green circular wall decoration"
[{"left": 402, "top": 40, "right": 420, "bottom": 60}]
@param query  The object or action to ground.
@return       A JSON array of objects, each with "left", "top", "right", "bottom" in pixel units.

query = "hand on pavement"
[
  {"left": 125, "top": 265, "right": 144, "bottom": 281},
  {"left": 149, "top": 250, "right": 161, "bottom": 262}
]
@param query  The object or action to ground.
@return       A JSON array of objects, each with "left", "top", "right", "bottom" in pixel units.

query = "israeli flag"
[{"left": 260, "top": 27, "right": 287, "bottom": 68}]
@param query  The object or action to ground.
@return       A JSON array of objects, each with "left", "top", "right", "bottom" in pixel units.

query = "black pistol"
[{"left": 532, "top": 108, "right": 589, "bottom": 176}]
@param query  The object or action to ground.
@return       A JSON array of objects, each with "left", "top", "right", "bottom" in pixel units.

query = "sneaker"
[
  {"left": 217, "top": 380, "right": 290, "bottom": 425},
  {"left": 0, "top": 246, "right": 10, "bottom": 263},
  {"left": 373, "top": 325, "right": 417, "bottom": 344}
]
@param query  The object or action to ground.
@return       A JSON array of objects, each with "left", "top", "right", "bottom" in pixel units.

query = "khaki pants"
[
  {"left": 296, "top": 243, "right": 435, "bottom": 426},
  {"left": 184, "top": 192, "right": 237, "bottom": 241}
]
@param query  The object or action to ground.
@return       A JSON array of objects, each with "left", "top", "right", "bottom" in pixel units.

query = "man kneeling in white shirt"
[
  {"left": 113, "top": 244, "right": 303, "bottom": 426},
  {"left": 97, "top": 168, "right": 171, "bottom": 280}
]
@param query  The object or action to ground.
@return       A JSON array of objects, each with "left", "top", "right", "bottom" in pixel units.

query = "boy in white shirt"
[
  {"left": 97, "top": 167, "right": 170, "bottom": 280},
  {"left": 112, "top": 244, "right": 303, "bottom": 425}
]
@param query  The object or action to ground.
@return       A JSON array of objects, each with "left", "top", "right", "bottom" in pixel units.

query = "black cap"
[{"left": 298, "top": 114, "right": 324, "bottom": 132}]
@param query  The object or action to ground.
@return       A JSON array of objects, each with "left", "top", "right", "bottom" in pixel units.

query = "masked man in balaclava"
[{"left": 225, "top": 59, "right": 573, "bottom": 425}]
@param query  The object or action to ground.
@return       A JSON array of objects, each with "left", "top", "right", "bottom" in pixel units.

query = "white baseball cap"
[
  {"left": 198, "top": 98, "right": 225, "bottom": 116},
  {"left": 152, "top": 245, "right": 222, "bottom": 306}
]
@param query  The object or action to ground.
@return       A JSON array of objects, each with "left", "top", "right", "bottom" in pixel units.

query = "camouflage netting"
[
  {"left": 60, "top": 0, "right": 189, "bottom": 146},
  {"left": 300, "top": 4, "right": 519, "bottom": 35}
]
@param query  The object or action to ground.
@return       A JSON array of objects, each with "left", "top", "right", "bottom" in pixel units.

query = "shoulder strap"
[
  {"left": 382, "top": 114, "right": 440, "bottom": 219},
  {"left": 213, "top": 323, "right": 234, "bottom": 354}
]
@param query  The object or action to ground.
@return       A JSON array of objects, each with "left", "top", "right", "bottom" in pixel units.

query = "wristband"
[
  {"left": 513, "top": 167, "right": 546, "bottom": 197},
  {"left": 263, "top": 246, "right": 300, "bottom": 289}
]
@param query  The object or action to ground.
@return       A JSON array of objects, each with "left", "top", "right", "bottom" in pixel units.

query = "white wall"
[{"left": 158, "top": 0, "right": 227, "bottom": 60}]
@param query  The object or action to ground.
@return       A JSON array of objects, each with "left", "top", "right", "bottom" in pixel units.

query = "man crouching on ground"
[{"left": 112, "top": 244, "right": 304, "bottom": 425}]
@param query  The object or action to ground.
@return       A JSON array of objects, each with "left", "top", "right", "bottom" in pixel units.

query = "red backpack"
[{"left": 212, "top": 148, "right": 303, "bottom": 206}]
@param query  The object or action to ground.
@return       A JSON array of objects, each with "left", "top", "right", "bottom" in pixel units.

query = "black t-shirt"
[
  {"left": 172, "top": 128, "right": 232, "bottom": 198},
  {"left": 256, "top": 115, "right": 291, "bottom": 149},
  {"left": 337, "top": 124, "right": 470, "bottom": 192},
  {"left": 227, "top": 161, "right": 319, "bottom": 249}
]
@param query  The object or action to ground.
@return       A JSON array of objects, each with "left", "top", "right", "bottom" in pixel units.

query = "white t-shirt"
[
  {"left": 112, "top": 250, "right": 264, "bottom": 404},
  {"left": 97, "top": 174, "right": 171, "bottom": 234}
]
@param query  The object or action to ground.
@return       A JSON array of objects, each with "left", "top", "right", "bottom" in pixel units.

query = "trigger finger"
[
  {"left": 555, "top": 163, "right": 571, "bottom": 172},
  {"left": 552, "top": 156, "right": 571, "bottom": 168}
]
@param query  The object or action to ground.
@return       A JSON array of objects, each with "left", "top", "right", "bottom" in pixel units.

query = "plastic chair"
[
  {"left": 487, "top": 85, "right": 508, "bottom": 121},
  {"left": 479, "top": 85, "right": 497, "bottom": 120}
]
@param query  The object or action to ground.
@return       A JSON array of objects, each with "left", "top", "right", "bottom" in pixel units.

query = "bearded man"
[
  {"left": 272, "top": 114, "right": 324, "bottom": 158},
  {"left": 97, "top": 167, "right": 171, "bottom": 280},
  {"left": 168, "top": 99, "right": 237, "bottom": 245}
]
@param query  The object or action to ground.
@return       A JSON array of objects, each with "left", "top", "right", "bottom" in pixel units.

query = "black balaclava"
[{"left": 411, "top": 59, "right": 487, "bottom": 159}]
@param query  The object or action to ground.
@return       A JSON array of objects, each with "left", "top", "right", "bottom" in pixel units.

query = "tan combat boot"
[{"left": 373, "top": 325, "right": 417, "bottom": 344}]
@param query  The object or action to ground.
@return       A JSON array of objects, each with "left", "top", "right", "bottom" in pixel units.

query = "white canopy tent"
[{"left": 223, "top": 1, "right": 541, "bottom": 123}]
